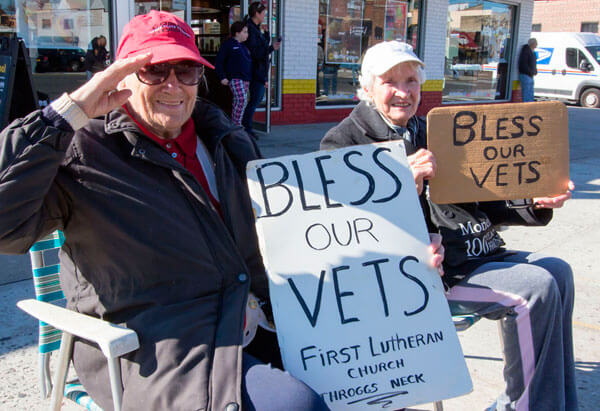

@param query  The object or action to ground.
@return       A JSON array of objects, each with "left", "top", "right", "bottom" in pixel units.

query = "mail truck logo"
[{"left": 535, "top": 48, "right": 553, "bottom": 65}]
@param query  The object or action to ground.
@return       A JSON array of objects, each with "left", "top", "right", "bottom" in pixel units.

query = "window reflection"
[
  {"left": 135, "top": 0, "right": 186, "bottom": 19},
  {"left": 443, "top": 0, "right": 515, "bottom": 102},
  {"left": 316, "top": 0, "right": 422, "bottom": 107},
  {"left": 2, "top": 1, "right": 113, "bottom": 100}
]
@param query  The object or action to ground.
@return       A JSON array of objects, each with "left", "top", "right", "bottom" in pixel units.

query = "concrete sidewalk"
[{"left": 1, "top": 107, "right": 598, "bottom": 410}]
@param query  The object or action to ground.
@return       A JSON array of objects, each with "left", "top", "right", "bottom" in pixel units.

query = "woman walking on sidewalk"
[
  {"left": 242, "top": 1, "right": 280, "bottom": 139},
  {"left": 215, "top": 21, "right": 251, "bottom": 126}
]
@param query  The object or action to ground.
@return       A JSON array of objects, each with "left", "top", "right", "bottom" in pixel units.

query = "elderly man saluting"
[
  {"left": 322, "top": 41, "right": 577, "bottom": 411},
  {"left": 0, "top": 11, "right": 327, "bottom": 411}
]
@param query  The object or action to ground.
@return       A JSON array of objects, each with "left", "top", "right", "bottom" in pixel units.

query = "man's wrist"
[{"left": 50, "top": 93, "right": 90, "bottom": 131}]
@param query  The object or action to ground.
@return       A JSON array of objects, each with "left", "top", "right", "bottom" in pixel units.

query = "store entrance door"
[
  {"left": 250, "top": 0, "right": 279, "bottom": 134},
  {"left": 192, "top": 0, "right": 279, "bottom": 135},
  {"left": 190, "top": 1, "right": 245, "bottom": 117},
  {"left": 123, "top": 1, "right": 279, "bottom": 134}
]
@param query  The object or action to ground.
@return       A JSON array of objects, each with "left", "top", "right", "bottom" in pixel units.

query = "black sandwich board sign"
[{"left": 0, "top": 36, "right": 38, "bottom": 130}]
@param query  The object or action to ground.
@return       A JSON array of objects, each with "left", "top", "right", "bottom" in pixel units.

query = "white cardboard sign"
[{"left": 246, "top": 142, "right": 472, "bottom": 410}]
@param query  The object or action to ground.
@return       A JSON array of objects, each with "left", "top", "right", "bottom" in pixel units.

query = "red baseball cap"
[{"left": 116, "top": 10, "right": 214, "bottom": 69}]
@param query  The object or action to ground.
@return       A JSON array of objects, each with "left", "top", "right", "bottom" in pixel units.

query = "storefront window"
[
  {"left": 1, "top": 1, "right": 113, "bottom": 101},
  {"left": 316, "top": 0, "right": 422, "bottom": 107},
  {"left": 135, "top": 0, "right": 186, "bottom": 19},
  {"left": 443, "top": 0, "right": 515, "bottom": 103}
]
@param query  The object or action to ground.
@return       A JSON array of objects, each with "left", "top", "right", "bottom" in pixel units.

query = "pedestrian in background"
[
  {"left": 518, "top": 38, "right": 538, "bottom": 102},
  {"left": 84, "top": 35, "right": 109, "bottom": 79},
  {"left": 215, "top": 21, "right": 251, "bottom": 126},
  {"left": 242, "top": 1, "right": 281, "bottom": 139}
]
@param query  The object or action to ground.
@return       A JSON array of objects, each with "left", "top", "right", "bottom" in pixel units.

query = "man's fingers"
[
  {"left": 107, "top": 89, "right": 133, "bottom": 108},
  {"left": 99, "top": 53, "right": 153, "bottom": 89}
]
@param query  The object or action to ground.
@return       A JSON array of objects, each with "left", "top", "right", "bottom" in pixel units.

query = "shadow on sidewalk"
[{"left": 0, "top": 279, "right": 38, "bottom": 356}]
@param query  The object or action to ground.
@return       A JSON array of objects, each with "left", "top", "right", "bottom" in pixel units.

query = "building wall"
[
  {"left": 264, "top": 0, "right": 533, "bottom": 125},
  {"left": 532, "top": 0, "right": 600, "bottom": 33}
]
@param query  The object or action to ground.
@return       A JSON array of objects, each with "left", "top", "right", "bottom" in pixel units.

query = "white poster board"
[{"left": 246, "top": 142, "right": 472, "bottom": 410}]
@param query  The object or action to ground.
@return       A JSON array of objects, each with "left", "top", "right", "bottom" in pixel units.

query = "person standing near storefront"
[
  {"left": 215, "top": 21, "right": 251, "bottom": 126},
  {"left": 518, "top": 38, "right": 538, "bottom": 102},
  {"left": 84, "top": 35, "right": 109, "bottom": 79},
  {"left": 242, "top": 1, "right": 281, "bottom": 139}
]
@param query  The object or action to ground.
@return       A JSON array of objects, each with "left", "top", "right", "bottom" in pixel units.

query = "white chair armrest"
[{"left": 17, "top": 299, "right": 139, "bottom": 358}]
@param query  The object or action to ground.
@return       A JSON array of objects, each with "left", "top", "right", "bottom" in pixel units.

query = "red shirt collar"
[{"left": 122, "top": 105, "right": 197, "bottom": 158}]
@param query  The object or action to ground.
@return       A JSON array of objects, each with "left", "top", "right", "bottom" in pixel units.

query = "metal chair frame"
[{"left": 18, "top": 231, "right": 139, "bottom": 411}]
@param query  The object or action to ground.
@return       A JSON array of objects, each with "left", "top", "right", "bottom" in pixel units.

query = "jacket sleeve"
[
  {"left": 0, "top": 110, "right": 74, "bottom": 254},
  {"left": 518, "top": 46, "right": 529, "bottom": 75},
  {"left": 320, "top": 120, "right": 356, "bottom": 150},
  {"left": 215, "top": 41, "right": 228, "bottom": 81},
  {"left": 530, "top": 50, "right": 538, "bottom": 76},
  {"left": 245, "top": 29, "right": 272, "bottom": 62},
  {"left": 478, "top": 200, "right": 552, "bottom": 227}
]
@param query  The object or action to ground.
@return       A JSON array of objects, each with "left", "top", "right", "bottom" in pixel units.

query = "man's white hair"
[{"left": 357, "top": 61, "right": 426, "bottom": 102}]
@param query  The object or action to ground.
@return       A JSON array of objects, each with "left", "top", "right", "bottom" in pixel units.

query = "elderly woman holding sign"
[{"left": 322, "top": 41, "right": 577, "bottom": 411}]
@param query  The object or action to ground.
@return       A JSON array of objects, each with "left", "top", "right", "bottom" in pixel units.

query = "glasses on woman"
[{"left": 136, "top": 62, "right": 204, "bottom": 86}]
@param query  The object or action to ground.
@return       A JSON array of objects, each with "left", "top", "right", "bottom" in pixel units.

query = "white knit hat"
[{"left": 362, "top": 41, "right": 425, "bottom": 76}]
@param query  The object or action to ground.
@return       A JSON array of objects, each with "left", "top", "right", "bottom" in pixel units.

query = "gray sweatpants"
[{"left": 446, "top": 252, "right": 577, "bottom": 411}]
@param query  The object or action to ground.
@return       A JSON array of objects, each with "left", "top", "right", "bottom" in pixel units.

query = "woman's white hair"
[{"left": 357, "top": 61, "right": 426, "bottom": 102}]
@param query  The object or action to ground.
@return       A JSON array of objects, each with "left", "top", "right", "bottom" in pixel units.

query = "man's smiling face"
[{"left": 122, "top": 59, "right": 198, "bottom": 139}]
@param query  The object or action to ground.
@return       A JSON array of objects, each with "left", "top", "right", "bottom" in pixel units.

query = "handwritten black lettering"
[
  {"left": 291, "top": 160, "right": 320, "bottom": 211},
  {"left": 315, "top": 155, "right": 343, "bottom": 209},
  {"left": 288, "top": 270, "right": 326, "bottom": 327},
  {"left": 453, "top": 110, "right": 477, "bottom": 146},
  {"left": 332, "top": 265, "right": 359, "bottom": 324},
  {"left": 372, "top": 148, "right": 402, "bottom": 203},
  {"left": 399, "top": 256, "right": 429, "bottom": 316},
  {"left": 527, "top": 115, "right": 543, "bottom": 136},
  {"left": 344, "top": 150, "right": 376, "bottom": 206},
  {"left": 256, "top": 161, "right": 292, "bottom": 218}
]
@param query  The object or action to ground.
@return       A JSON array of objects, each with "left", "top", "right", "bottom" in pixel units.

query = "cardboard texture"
[
  {"left": 246, "top": 142, "right": 472, "bottom": 410},
  {"left": 427, "top": 101, "right": 570, "bottom": 204}
]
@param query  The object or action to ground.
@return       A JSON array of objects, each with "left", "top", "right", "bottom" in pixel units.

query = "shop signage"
[
  {"left": 0, "top": 36, "right": 38, "bottom": 130},
  {"left": 246, "top": 142, "right": 472, "bottom": 410},
  {"left": 427, "top": 101, "right": 569, "bottom": 204}
]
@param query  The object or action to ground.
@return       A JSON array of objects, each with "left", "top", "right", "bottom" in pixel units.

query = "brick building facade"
[
  {"left": 255, "top": 0, "right": 534, "bottom": 125},
  {"left": 533, "top": 0, "right": 600, "bottom": 34}
]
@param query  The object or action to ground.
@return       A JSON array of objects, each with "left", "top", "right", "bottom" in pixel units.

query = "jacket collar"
[
  {"left": 104, "top": 98, "right": 240, "bottom": 155},
  {"left": 349, "top": 100, "right": 420, "bottom": 145}
]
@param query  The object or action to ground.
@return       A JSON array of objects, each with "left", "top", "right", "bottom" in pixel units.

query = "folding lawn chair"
[{"left": 17, "top": 231, "right": 139, "bottom": 411}]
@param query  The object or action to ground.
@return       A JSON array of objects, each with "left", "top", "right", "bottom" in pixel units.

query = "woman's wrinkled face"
[
  {"left": 121, "top": 59, "right": 198, "bottom": 139},
  {"left": 367, "top": 62, "right": 421, "bottom": 127}
]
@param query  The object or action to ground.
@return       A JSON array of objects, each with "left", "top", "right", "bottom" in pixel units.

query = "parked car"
[
  {"left": 34, "top": 36, "right": 86, "bottom": 73},
  {"left": 532, "top": 32, "right": 600, "bottom": 108}
]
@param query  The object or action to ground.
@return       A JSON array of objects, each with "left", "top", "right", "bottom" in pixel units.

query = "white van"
[{"left": 531, "top": 32, "right": 600, "bottom": 108}]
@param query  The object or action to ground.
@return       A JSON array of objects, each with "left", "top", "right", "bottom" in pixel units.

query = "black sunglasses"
[{"left": 136, "top": 62, "right": 204, "bottom": 86}]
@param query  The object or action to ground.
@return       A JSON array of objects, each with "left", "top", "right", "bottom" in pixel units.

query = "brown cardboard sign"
[{"left": 426, "top": 101, "right": 569, "bottom": 204}]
